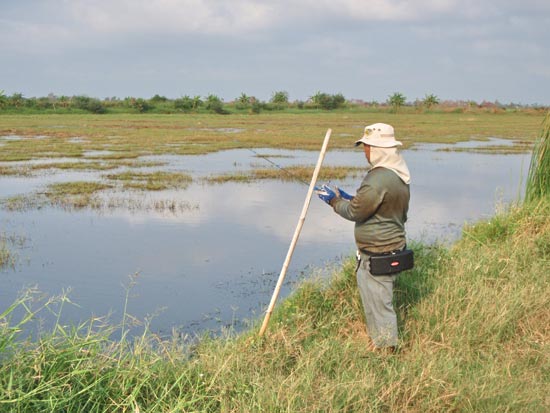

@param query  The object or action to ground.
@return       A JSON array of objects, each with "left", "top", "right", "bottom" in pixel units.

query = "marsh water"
[{"left": 0, "top": 139, "right": 531, "bottom": 337}]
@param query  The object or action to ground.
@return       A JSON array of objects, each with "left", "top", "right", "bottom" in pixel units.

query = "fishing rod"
[{"left": 247, "top": 148, "right": 313, "bottom": 187}]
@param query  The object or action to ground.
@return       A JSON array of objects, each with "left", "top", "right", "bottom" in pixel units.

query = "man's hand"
[
  {"left": 316, "top": 184, "right": 336, "bottom": 204},
  {"left": 335, "top": 186, "right": 354, "bottom": 201}
]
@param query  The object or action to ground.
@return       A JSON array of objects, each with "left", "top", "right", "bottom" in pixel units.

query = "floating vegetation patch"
[
  {"left": 2, "top": 191, "right": 198, "bottom": 214},
  {"left": 101, "top": 196, "right": 199, "bottom": 214},
  {"left": 436, "top": 142, "right": 533, "bottom": 154},
  {"left": 251, "top": 153, "right": 295, "bottom": 159},
  {"left": 0, "top": 239, "right": 14, "bottom": 269},
  {"left": 205, "top": 165, "right": 364, "bottom": 184},
  {"left": 0, "top": 232, "right": 27, "bottom": 269},
  {"left": 0, "top": 165, "right": 32, "bottom": 176},
  {"left": 0, "top": 152, "right": 34, "bottom": 162},
  {"left": 44, "top": 181, "right": 113, "bottom": 209},
  {"left": 23, "top": 159, "right": 167, "bottom": 173},
  {"left": 31, "top": 161, "right": 119, "bottom": 171},
  {"left": 113, "top": 159, "right": 168, "bottom": 168},
  {"left": 86, "top": 152, "right": 142, "bottom": 160},
  {"left": 105, "top": 171, "right": 192, "bottom": 191},
  {"left": 1, "top": 195, "right": 41, "bottom": 211}
]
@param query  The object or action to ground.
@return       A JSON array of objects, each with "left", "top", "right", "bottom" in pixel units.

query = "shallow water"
[{"left": 0, "top": 140, "right": 531, "bottom": 337}]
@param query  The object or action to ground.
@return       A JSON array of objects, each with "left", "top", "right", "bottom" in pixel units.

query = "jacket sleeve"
[{"left": 331, "top": 181, "right": 385, "bottom": 223}]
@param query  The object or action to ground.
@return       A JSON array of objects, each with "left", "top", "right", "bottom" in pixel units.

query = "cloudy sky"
[{"left": 1, "top": 0, "right": 549, "bottom": 104}]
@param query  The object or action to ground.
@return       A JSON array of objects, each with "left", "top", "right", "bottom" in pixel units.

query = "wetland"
[{"left": 0, "top": 112, "right": 540, "bottom": 337}]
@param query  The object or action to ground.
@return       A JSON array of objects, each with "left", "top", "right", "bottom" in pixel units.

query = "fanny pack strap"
[{"left": 360, "top": 245, "right": 406, "bottom": 257}]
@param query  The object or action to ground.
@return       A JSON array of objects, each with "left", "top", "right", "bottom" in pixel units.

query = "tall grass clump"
[{"left": 525, "top": 111, "right": 550, "bottom": 202}]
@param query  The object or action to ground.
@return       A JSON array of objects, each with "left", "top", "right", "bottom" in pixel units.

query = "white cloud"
[
  {"left": 0, "top": 19, "right": 74, "bottom": 54},
  {"left": 61, "top": 0, "right": 501, "bottom": 36},
  {"left": 67, "top": 0, "right": 275, "bottom": 35}
]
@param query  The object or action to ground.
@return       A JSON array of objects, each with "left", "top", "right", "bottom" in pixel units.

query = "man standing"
[{"left": 317, "top": 123, "right": 411, "bottom": 350}]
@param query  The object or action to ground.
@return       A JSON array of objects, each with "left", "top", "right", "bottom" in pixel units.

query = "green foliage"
[
  {"left": 525, "top": 111, "right": 550, "bottom": 202},
  {"left": 235, "top": 93, "right": 251, "bottom": 108},
  {"left": 422, "top": 93, "right": 440, "bottom": 109},
  {"left": 310, "top": 91, "right": 346, "bottom": 110},
  {"left": 0, "top": 90, "right": 548, "bottom": 115},
  {"left": 270, "top": 90, "right": 289, "bottom": 106},
  {"left": 0, "top": 90, "right": 6, "bottom": 109},
  {"left": 124, "top": 97, "right": 152, "bottom": 113},
  {"left": 174, "top": 95, "right": 196, "bottom": 112},
  {"left": 204, "top": 94, "right": 227, "bottom": 114},
  {"left": 149, "top": 94, "right": 168, "bottom": 103},
  {"left": 72, "top": 95, "right": 106, "bottom": 114},
  {"left": 388, "top": 92, "right": 407, "bottom": 112},
  {"left": 249, "top": 98, "right": 262, "bottom": 114}
]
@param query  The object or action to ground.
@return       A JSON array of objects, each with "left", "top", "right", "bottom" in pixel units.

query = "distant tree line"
[{"left": 0, "top": 89, "right": 547, "bottom": 115}]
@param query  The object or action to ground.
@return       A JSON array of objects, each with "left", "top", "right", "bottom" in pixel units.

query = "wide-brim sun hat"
[{"left": 354, "top": 123, "right": 402, "bottom": 148}]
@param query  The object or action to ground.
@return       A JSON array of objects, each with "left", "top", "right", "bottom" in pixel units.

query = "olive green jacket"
[{"left": 331, "top": 167, "right": 410, "bottom": 253}]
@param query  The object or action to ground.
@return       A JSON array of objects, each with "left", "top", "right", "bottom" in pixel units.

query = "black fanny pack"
[{"left": 363, "top": 248, "right": 414, "bottom": 275}]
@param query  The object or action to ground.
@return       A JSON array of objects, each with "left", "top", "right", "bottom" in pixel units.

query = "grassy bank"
[{"left": 0, "top": 197, "right": 548, "bottom": 412}]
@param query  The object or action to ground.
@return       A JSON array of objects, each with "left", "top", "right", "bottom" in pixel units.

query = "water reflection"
[{"left": 0, "top": 142, "right": 531, "bottom": 337}]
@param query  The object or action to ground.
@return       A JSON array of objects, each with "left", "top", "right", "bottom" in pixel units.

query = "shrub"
[
  {"left": 310, "top": 91, "right": 347, "bottom": 110},
  {"left": 174, "top": 95, "right": 194, "bottom": 112},
  {"left": 149, "top": 94, "right": 168, "bottom": 103},
  {"left": 124, "top": 97, "right": 152, "bottom": 113},
  {"left": 72, "top": 95, "right": 106, "bottom": 114},
  {"left": 270, "top": 91, "right": 289, "bottom": 110},
  {"left": 204, "top": 94, "right": 226, "bottom": 114}
]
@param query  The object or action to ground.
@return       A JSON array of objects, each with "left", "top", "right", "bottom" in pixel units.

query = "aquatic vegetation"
[
  {"left": 0, "top": 165, "right": 32, "bottom": 176},
  {"left": 0, "top": 232, "right": 25, "bottom": 269},
  {"left": 102, "top": 197, "right": 199, "bottom": 213},
  {"left": 525, "top": 111, "right": 550, "bottom": 201},
  {"left": 205, "top": 165, "right": 364, "bottom": 184},
  {"left": 44, "top": 181, "right": 113, "bottom": 209},
  {"left": 0, "top": 112, "right": 544, "bottom": 163},
  {"left": 0, "top": 239, "right": 15, "bottom": 269},
  {"left": 105, "top": 171, "right": 192, "bottom": 191},
  {"left": 31, "top": 161, "right": 119, "bottom": 171}
]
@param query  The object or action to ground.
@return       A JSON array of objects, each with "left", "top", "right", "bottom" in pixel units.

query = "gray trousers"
[{"left": 356, "top": 251, "right": 398, "bottom": 347}]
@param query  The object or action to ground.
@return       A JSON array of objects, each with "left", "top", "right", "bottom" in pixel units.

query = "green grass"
[
  {"left": 0, "top": 165, "right": 31, "bottom": 176},
  {"left": 0, "top": 198, "right": 548, "bottom": 411},
  {"left": 31, "top": 161, "right": 119, "bottom": 171},
  {"left": 526, "top": 112, "right": 550, "bottom": 201},
  {"left": 205, "top": 165, "right": 364, "bottom": 184},
  {"left": 43, "top": 181, "right": 113, "bottom": 209},
  {"left": 105, "top": 171, "right": 192, "bottom": 191},
  {"left": 0, "top": 112, "right": 544, "bottom": 165},
  {"left": 0, "top": 111, "right": 544, "bottom": 207}
]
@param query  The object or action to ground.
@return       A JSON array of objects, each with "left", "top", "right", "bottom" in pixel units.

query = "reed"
[{"left": 525, "top": 111, "right": 550, "bottom": 202}]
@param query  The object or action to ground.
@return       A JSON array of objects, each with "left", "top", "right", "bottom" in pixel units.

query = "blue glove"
[
  {"left": 336, "top": 187, "right": 354, "bottom": 201},
  {"left": 316, "top": 184, "right": 336, "bottom": 204}
]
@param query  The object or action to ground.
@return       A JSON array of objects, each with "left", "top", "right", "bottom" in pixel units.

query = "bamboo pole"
[{"left": 259, "top": 128, "right": 332, "bottom": 337}]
